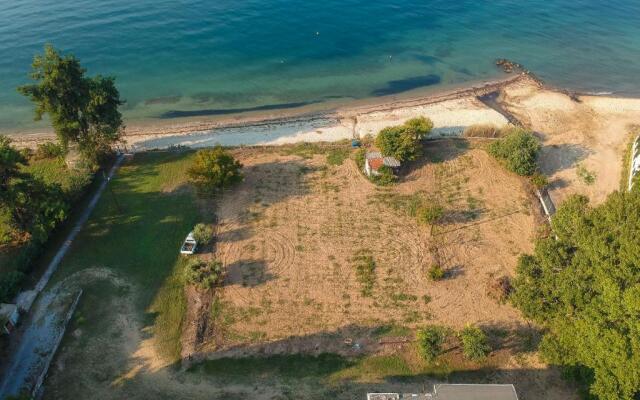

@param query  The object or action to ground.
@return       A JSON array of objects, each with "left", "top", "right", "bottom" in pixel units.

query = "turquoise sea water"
[{"left": 1, "top": 0, "right": 640, "bottom": 132}]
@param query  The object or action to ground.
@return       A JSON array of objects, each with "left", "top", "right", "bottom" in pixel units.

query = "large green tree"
[
  {"left": 511, "top": 191, "right": 640, "bottom": 399},
  {"left": 187, "top": 146, "right": 243, "bottom": 191},
  {"left": 18, "top": 44, "right": 123, "bottom": 164},
  {"left": 375, "top": 116, "right": 433, "bottom": 162},
  {"left": 488, "top": 128, "right": 540, "bottom": 176}
]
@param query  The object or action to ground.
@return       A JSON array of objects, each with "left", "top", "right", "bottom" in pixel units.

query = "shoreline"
[
  {"left": 8, "top": 71, "right": 634, "bottom": 150},
  {"left": 7, "top": 73, "right": 535, "bottom": 149}
]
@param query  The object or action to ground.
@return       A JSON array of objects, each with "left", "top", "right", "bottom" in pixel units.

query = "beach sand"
[
  {"left": 7, "top": 75, "right": 524, "bottom": 150},
  {"left": 8, "top": 72, "right": 640, "bottom": 205}
]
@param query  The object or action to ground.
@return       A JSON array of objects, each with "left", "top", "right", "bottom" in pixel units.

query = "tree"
[
  {"left": 187, "top": 146, "right": 243, "bottom": 191},
  {"left": 0, "top": 136, "right": 27, "bottom": 195},
  {"left": 375, "top": 117, "right": 433, "bottom": 162},
  {"left": 18, "top": 45, "right": 123, "bottom": 165},
  {"left": 459, "top": 325, "right": 490, "bottom": 361},
  {"left": 488, "top": 128, "right": 540, "bottom": 176},
  {"left": 511, "top": 191, "right": 640, "bottom": 400},
  {"left": 193, "top": 223, "right": 215, "bottom": 245},
  {"left": 416, "top": 325, "right": 446, "bottom": 362}
]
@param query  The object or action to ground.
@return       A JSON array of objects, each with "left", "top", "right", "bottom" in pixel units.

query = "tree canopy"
[
  {"left": 488, "top": 128, "right": 540, "bottom": 176},
  {"left": 511, "top": 191, "right": 640, "bottom": 400},
  {"left": 0, "top": 135, "right": 83, "bottom": 302},
  {"left": 18, "top": 44, "right": 123, "bottom": 164},
  {"left": 0, "top": 136, "right": 27, "bottom": 195},
  {"left": 375, "top": 117, "right": 433, "bottom": 162},
  {"left": 187, "top": 146, "right": 243, "bottom": 191}
]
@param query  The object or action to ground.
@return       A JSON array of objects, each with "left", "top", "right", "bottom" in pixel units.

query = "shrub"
[
  {"left": 459, "top": 325, "right": 491, "bottom": 361},
  {"left": 184, "top": 258, "right": 223, "bottom": 290},
  {"left": 530, "top": 172, "right": 549, "bottom": 189},
  {"left": 488, "top": 128, "right": 540, "bottom": 176},
  {"left": 417, "top": 204, "right": 444, "bottom": 225},
  {"left": 193, "top": 223, "right": 214, "bottom": 245},
  {"left": 576, "top": 164, "right": 596, "bottom": 185},
  {"left": 354, "top": 147, "right": 366, "bottom": 170},
  {"left": 34, "top": 141, "right": 65, "bottom": 160},
  {"left": 416, "top": 326, "right": 446, "bottom": 362},
  {"left": 352, "top": 250, "right": 376, "bottom": 297},
  {"left": 463, "top": 124, "right": 500, "bottom": 138},
  {"left": 0, "top": 206, "right": 15, "bottom": 245},
  {"left": 0, "top": 270, "right": 25, "bottom": 303},
  {"left": 375, "top": 117, "right": 433, "bottom": 162},
  {"left": 428, "top": 264, "right": 445, "bottom": 281},
  {"left": 326, "top": 148, "right": 350, "bottom": 166},
  {"left": 371, "top": 165, "right": 397, "bottom": 186},
  {"left": 187, "top": 146, "right": 243, "bottom": 191},
  {"left": 486, "top": 275, "right": 513, "bottom": 303}
]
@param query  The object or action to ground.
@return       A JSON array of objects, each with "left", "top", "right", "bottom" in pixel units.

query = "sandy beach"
[
  {"left": 7, "top": 74, "right": 525, "bottom": 150},
  {"left": 8, "top": 71, "right": 640, "bottom": 207}
]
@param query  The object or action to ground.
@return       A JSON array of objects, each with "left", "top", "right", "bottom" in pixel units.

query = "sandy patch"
[
  {"left": 501, "top": 82, "right": 640, "bottom": 205},
  {"left": 196, "top": 143, "right": 536, "bottom": 358}
]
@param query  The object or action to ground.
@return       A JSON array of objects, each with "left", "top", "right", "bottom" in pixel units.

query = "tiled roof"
[{"left": 368, "top": 158, "right": 384, "bottom": 170}]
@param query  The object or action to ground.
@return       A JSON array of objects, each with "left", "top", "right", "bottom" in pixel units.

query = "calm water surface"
[{"left": 1, "top": 0, "right": 640, "bottom": 132}]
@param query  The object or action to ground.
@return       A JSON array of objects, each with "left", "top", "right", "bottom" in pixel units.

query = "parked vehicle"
[{"left": 180, "top": 232, "right": 197, "bottom": 255}]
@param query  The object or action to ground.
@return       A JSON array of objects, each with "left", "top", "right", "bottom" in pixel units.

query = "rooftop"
[
  {"left": 368, "top": 384, "right": 519, "bottom": 400},
  {"left": 365, "top": 151, "right": 401, "bottom": 169}
]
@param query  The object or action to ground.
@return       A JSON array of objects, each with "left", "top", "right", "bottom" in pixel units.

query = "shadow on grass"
[
  {"left": 539, "top": 143, "right": 592, "bottom": 175},
  {"left": 173, "top": 323, "right": 574, "bottom": 400},
  {"left": 224, "top": 260, "right": 275, "bottom": 287},
  {"left": 401, "top": 139, "right": 471, "bottom": 182}
]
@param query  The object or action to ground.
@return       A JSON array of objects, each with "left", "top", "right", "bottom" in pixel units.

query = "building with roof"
[
  {"left": 364, "top": 151, "right": 401, "bottom": 177},
  {"left": 367, "top": 384, "right": 518, "bottom": 400}
]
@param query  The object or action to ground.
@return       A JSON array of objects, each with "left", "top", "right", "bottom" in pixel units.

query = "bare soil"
[{"left": 500, "top": 79, "right": 640, "bottom": 204}]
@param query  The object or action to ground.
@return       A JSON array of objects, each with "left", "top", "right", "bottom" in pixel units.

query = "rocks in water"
[{"left": 495, "top": 58, "right": 525, "bottom": 74}]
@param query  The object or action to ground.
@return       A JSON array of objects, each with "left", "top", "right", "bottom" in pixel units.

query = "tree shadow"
[
  {"left": 215, "top": 227, "right": 253, "bottom": 243},
  {"left": 538, "top": 143, "right": 592, "bottom": 175},
  {"left": 401, "top": 139, "right": 471, "bottom": 181},
  {"left": 224, "top": 260, "right": 275, "bottom": 288},
  {"left": 444, "top": 265, "right": 465, "bottom": 279},
  {"left": 441, "top": 208, "right": 486, "bottom": 225}
]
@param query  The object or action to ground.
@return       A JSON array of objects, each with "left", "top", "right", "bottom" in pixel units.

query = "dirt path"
[{"left": 0, "top": 155, "right": 125, "bottom": 398}]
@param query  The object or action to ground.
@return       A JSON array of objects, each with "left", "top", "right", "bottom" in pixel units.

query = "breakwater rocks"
[{"left": 495, "top": 58, "right": 525, "bottom": 73}]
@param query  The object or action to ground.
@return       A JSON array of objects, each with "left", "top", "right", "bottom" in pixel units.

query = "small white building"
[{"left": 364, "top": 151, "right": 401, "bottom": 177}]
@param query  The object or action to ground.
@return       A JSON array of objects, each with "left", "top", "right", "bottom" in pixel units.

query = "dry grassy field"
[
  {"left": 182, "top": 141, "right": 539, "bottom": 361},
  {"left": 42, "top": 142, "right": 581, "bottom": 400}
]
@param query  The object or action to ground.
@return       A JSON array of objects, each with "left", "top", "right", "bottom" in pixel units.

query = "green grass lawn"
[{"left": 50, "top": 150, "right": 202, "bottom": 362}]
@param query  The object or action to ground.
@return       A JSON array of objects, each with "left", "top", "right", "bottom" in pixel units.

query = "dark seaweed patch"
[
  {"left": 413, "top": 54, "right": 442, "bottom": 65},
  {"left": 144, "top": 95, "right": 182, "bottom": 105},
  {"left": 159, "top": 101, "right": 320, "bottom": 119},
  {"left": 371, "top": 74, "right": 441, "bottom": 96}
]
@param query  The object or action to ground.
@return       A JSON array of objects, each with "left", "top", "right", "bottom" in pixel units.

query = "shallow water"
[{"left": 1, "top": 0, "right": 640, "bottom": 132}]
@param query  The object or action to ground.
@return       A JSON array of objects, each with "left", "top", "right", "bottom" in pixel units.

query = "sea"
[{"left": 1, "top": 0, "right": 640, "bottom": 133}]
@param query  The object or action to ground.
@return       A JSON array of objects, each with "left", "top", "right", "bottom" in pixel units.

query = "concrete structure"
[
  {"left": 15, "top": 290, "right": 38, "bottom": 313},
  {"left": 364, "top": 151, "right": 401, "bottom": 177},
  {"left": 629, "top": 135, "right": 640, "bottom": 191},
  {"left": 368, "top": 384, "right": 519, "bottom": 400},
  {"left": 0, "top": 304, "right": 20, "bottom": 335}
]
